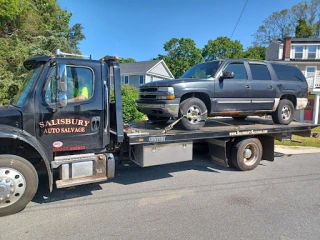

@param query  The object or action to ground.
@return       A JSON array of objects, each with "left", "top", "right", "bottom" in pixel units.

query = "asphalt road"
[{"left": 2, "top": 152, "right": 320, "bottom": 240}]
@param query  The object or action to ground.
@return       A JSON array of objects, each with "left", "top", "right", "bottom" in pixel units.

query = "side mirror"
[
  {"left": 58, "top": 64, "right": 68, "bottom": 92},
  {"left": 221, "top": 71, "right": 234, "bottom": 79},
  {"left": 58, "top": 92, "right": 68, "bottom": 107}
]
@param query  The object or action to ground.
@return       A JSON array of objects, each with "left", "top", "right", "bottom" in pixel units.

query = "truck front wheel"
[
  {"left": 231, "top": 138, "right": 262, "bottom": 171},
  {"left": 0, "top": 155, "right": 38, "bottom": 217},
  {"left": 180, "top": 98, "right": 208, "bottom": 130}
]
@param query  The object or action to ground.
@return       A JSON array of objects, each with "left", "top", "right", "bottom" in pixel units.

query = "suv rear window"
[{"left": 271, "top": 63, "right": 306, "bottom": 81}]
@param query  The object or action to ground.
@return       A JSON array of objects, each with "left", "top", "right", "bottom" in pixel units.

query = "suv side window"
[
  {"left": 271, "top": 63, "right": 306, "bottom": 81},
  {"left": 249, "top": 64, "right": 271, "bottom": 80},
  {"left": 224, "top": 63, "right": 247, "bottom": 80},
  {"left": 45, "top": 66, "right": 94, "bottom": 104}
]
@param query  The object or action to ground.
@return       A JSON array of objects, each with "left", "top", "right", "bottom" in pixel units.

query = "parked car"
[{"left": 136, "top": 59, "right": 308, "bottom": 130}]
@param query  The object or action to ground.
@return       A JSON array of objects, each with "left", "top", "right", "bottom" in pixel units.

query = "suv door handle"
[
  {"left": 268, "top": 85, "right": 273, "bottom": 90},
  {"left": 244, "top": 85, "right": 251, "bottom": 89}
]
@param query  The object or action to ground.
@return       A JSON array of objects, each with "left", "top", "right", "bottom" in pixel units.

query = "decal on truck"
[{"left": 39, "top": 118, "right": 90, "bottom": 134}]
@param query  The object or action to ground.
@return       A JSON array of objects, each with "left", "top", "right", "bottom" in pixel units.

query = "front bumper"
[{"left": 136, "top": 99, "right": 180, "bottom": 118}]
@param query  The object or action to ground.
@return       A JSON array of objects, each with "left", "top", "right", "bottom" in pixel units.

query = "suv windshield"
[
  {"left": 180, "top": 61, "right": 222, "bottom": 79},
  {"left": 12, "top": 63, "right": 43, "bottom": 107}
]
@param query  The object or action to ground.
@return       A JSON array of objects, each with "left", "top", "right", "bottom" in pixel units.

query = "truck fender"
[{"left": 0, "top": 124, "right": 53, "bottom": 191}]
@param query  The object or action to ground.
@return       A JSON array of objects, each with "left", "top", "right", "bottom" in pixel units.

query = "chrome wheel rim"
[
  {"left": 0, "top": 168, "right": 26, "bottom": 208},
  {"left": 186, "top": 105, "right": 202, "bottom": 124},
  {"left": 242, "top": 143, "right": 259, "bottom": 166},
  {"left": 281, "top": 105, "right": 291, "bottom": 121}
]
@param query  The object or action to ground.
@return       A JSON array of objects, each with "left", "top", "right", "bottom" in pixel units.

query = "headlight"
[{"left": 158, "top": 87, "right": 174, "bottom": 95}]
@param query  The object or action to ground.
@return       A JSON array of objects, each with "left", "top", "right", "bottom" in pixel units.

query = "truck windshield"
[
  {"left": 180, "top": 61, "right": 222, "bottom": 79},
  {"left": 11, "top": 63, "right": 43, "bottom": 107}
]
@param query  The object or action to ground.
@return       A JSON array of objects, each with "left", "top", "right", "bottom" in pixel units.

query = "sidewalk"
[{"left": 274, "top": 145, "right": 320, "bottom": 155}]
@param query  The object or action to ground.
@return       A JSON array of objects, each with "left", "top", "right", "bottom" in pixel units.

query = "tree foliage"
[
  {"left": 119, "top": 58, "right": 136, "bottom": 63},
  {"left": 202, "top": 37, "right": 243, "bottom": 61},
  {"left": 295, "top": 19, "right": 313, "bottom": 38},
  {"left": 253, "top": 0, "right": 320, "bottom": 45},
  {"left": 156, "top": 38, "right": 204, "bottom": 78},
  {"left": 0, "top": 0, "right": 85, "bottom": 104},
  {"left": 242, "top": 46, "right": 267, "bottom": 60}
]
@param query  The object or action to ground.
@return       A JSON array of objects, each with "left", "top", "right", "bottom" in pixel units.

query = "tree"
[
  {"left": 295, "top": 19, "right": 313, "bottom": 38},
  {"left": 202, "top": 37, "right": 243, "bottom": 61},
  {"left": 0, "top": 0, "right": 85, "bottom": 104},
  {"left": 242, "top": 46, "right": 267, "bottom": 60},
  {"left": 253, "top": 0, "right": 320, "bottom": 46},
  {"left": 156, "top": 38, "right": 204, "bottom": 78},
  {"left": 119, "top": 58, "right": 136, "bottom": 63}
]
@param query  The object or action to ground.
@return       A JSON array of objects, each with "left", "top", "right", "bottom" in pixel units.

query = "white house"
[
  {"left": 266, "top": 37, "right": 320, "bottom": 124},
  {"left": 119, "top": 60, "right": 174, "bottom": 88}
]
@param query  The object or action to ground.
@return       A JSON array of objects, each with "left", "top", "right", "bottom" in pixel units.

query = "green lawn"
[{"left": 275, "top": 126, "right": 320, "bottom": 147}]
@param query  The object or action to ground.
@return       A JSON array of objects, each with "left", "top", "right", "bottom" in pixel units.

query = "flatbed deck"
[{"left": 125, "top": 117, "right": 318, "bottom": 145}]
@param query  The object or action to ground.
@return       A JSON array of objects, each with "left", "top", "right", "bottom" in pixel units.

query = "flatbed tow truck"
[{"left": 0, "top": 50, "right": 317, "bottom": 216}]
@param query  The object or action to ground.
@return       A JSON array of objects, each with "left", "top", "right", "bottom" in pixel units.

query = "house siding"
[
  {"left": 266, "top": 42, "right": 280, "bottom": 60},
  {"left": 148, "top": 61, "right": 173, "bottom": 79}
]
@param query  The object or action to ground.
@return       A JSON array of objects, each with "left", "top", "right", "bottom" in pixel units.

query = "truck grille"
[{"left": 139, "top": 87, "right": 158, "bottom": 99}]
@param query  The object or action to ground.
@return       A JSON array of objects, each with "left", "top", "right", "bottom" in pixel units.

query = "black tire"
[
  {"left": 0, "top": 155, "right": 38, "bottom": 217},
  {"left": 231, "top": 138, "right": 262, "bottom": 171},
  {"left": 272, "top": 99, "right": 294, "bottom": 125},
  {"left": 147, "top": 115, "right": 170, "bottom": 124},
  {"left": 180, "top": 98, "right": 208, "bottom": 131},
  {"left": 232, "top": 116, "right": 247, "bottom": 121}
]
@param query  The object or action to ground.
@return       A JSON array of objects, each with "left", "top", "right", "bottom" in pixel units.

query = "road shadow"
[
  {"left": 32, "top": 152, "right": 238, "bottom": 205},
  {"left": 32, "top": 150, "right": 288, "bottom": 205}
]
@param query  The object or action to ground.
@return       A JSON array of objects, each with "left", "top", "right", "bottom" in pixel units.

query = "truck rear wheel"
[
  {"left": 272, "top": 99, "right": 294, "bottom": 125},
  {"left": 180, "top": 98, "right": 208, "bottom": 130},
  {"left": 231, "top": 138, "right": 262, "bottom": 171},
  {"left": 0, "top": 155, "right": 38, "bottom": 217}
]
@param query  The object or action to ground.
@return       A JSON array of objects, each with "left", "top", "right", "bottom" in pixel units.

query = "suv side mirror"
[{"left": 221, "top": 71, "right": 234, "bottom": 79}]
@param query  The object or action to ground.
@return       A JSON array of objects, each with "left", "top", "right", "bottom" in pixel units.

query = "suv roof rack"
[{"left": 55, "top": 49, "right": 92, "bottom": 60}]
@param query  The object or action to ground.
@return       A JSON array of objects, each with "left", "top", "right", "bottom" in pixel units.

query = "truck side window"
[
  {"left": 45, "top": 66, "right": 94, "bottom": 104},
  {"left": 249, "top": 64, "right": 271, "bottom": 80},
  {"left": 224, "top": 63, "right": 248, "bottom": 80}
]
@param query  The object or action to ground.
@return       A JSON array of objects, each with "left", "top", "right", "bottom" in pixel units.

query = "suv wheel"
[
  {"left": 272, "top": 99, "right": 294, "bottom": 125},
  {"left": 180, "top": 98, "right": 208, "bottom": 130},
  {"left": 147, "top": 115, "right": 170, "bottom": 124}
]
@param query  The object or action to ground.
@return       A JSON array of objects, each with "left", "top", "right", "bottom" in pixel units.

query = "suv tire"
[
  {"left": 180, "top": 98, "right": 208, "bottom": 130},
  {"left": 272, "top": 99, "right": 294, "bottom": 125}
]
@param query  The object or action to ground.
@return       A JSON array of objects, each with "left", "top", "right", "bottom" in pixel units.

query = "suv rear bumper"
[
  {"left": 296, "top": 98, "right": 308, "bottom": 110},
  {"left": 136, "top": 99, "right": 180, "bottom": 118}
]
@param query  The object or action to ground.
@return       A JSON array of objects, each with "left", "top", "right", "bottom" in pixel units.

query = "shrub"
[{"left": 111, "top": 84, "right": 145, "bottom": 122}]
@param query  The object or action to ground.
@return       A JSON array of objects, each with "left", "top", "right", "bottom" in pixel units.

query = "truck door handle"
[
  {"left": 244, "top": 85, "right": 251, "bottom": 89},
  {"left": 91, "top": 116, "right": 101, "bottom": 132},
  {"left": 268, "top": 85, "right": 273, "bottom": 90}
]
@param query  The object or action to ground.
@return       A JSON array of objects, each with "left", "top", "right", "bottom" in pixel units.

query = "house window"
[
  {"left": 150, "top": 76, "right": 153, "bottom": 82},
  {"left": 294, "top": 46, "right": 303, "bottom": 59},
  {"left": 139, "top": 75, "right": 144, "bottom": 85},
  {"left": 307, "top": 46, "right": 317, "bottom": 59},
  {"left": 124, "top": 75, "right": 129, "bottom": 84}
]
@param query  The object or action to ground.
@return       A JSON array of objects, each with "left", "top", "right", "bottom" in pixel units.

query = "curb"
[{"left": 274, "top": 146, "right": 320, "bottom": 155}]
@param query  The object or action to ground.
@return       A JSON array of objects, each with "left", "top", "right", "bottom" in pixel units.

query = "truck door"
[
  {"left": 248, "top": 63, "right": 276, "bottom": 111},
  {"left": 36, "top": 60, "right": 104, "bottom": 153},
  {"left": 214, "top": 62, "right": 251, "bottom": 113}
]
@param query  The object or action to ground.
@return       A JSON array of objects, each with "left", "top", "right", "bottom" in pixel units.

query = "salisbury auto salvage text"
[{"left": 39, "top": 118, "right": 90, "bottom": 134}]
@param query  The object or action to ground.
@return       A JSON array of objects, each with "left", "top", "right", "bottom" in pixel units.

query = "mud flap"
[{"left": 206, "top": 138, "right": 231, "bottom": 167}]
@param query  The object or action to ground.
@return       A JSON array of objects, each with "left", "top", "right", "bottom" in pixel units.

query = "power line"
[{"left": 230, "top": 0, "right": 249, "bottom": 39}]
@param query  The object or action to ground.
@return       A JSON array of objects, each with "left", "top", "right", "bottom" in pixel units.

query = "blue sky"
[{"left": 59, "top": 0, "right": 305, "bottom": 61}]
